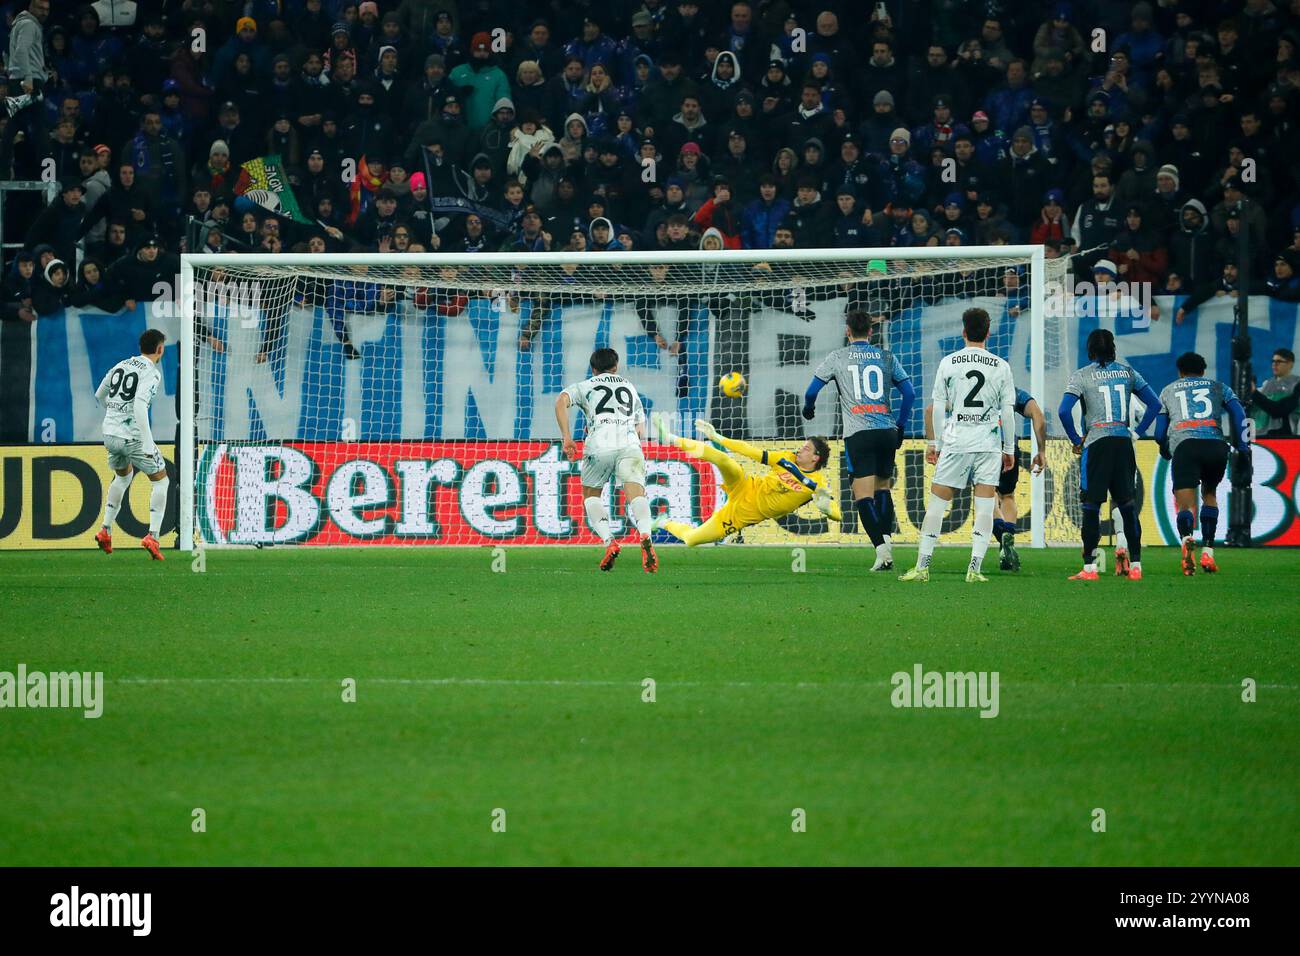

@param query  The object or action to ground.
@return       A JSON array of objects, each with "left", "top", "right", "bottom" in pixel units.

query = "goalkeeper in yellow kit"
[{"left": 651, "top": 414, "right": 842, "bottom": 545}]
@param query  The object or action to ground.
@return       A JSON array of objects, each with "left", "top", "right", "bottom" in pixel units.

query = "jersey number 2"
[{"left": 108, "top": 369, "right": 139, "bottom": 401}]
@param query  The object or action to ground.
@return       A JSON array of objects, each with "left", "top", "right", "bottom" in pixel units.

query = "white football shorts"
[
  {"left": 581, "top": 440, "right": 647, "bottom": 488},
  {"left": 105, "top": 436, "right": 165, "bottom": 475},
  {"left": 932, "top": 448, "right": 1002, "bottom": 489}
]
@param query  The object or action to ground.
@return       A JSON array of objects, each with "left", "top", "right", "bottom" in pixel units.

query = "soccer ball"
[{"left": 719, "top": 371, "right": 747, "bottom": 398}]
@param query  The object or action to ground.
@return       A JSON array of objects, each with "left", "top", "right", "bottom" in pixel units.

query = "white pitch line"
[{"left": 109, "top": 677, "right": 1300, "bottom": 690}]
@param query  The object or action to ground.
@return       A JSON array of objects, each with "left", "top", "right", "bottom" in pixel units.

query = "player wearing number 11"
[
  {"left": 93, "top": 329, "right": 169, "bottom": 560},
  {"left": 1059, "top": 329, "right": 1161, "bottom": 581}
]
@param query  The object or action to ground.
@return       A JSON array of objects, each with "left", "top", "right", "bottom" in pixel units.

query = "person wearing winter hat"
[
  {"left": 450, "top": 30, "right": 512, "bottom": 131},
  {"left": 1031, "top": 187, "right": 1069, "bottom": 244}
]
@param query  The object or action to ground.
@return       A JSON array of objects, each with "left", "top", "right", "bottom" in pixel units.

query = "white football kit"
[
  {"left": 95, "top": 354, "right": 164, "bottom": 474},
  {"left": 930, "top": 346, "right": 1016, "bottom": 489},
  {"left": 562, "top": 373, "right": 647, "bottom": 488}
]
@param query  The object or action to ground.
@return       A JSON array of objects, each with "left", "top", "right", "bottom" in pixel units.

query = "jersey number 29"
[{"left": 593, "top": 385, "right": 633, "bottom": 416}]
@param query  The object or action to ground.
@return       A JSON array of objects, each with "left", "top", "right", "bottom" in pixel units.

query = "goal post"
[{"left": 179, "top": 245, "right": 1058, "bottom": 552}]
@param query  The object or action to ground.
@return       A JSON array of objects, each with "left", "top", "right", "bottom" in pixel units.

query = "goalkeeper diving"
[{"left": 651, "top": 415, "right": 842, "bottom": 545}]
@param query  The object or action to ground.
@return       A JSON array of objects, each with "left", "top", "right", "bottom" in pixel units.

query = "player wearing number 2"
[
  {"left": 555, "top": 348, "right": 658, "bottom": 572},
  {"left": 93, "top": 329, "right": 169, "bottom": 560},
  {"left": 803, "top": 310, "right": 916, "bottom": 571},
  {"left": 900, "top": 307, "right": 1016, "bottom": 583},
  {"left": 1155, "top": 352, "right": 1250, "bottom": 576},
  {"left": 1058, "top": 329, "right": 1161, "bottom": 581}
]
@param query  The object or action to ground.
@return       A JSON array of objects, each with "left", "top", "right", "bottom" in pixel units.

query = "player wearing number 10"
[
  {"left": 1059, "top": 329, "right": 1161, "bottom": 581},
  {"left": 804, "top": 310, "right": 916, "bottom": 571},
  {"left": 1155, "top": 352, "right": 1249, "bottom": 576},
  {"left": 93, "top": 329, "right": 169, "bottom": 560}
]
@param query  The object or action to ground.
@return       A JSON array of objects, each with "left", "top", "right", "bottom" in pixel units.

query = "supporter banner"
[
  {"left": 0, "top": 444, "right": 178, "bottom": 550},
  {"left": 234, "top": 154, "right": 311, "bottom": 224},
  {"left": 16, "top": 296, "right": 1300, "bottom": 447}
]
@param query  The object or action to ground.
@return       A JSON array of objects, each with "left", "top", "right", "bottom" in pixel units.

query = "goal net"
[{"left": 180, "top": 247, "right": 1084, "bottom": 551}]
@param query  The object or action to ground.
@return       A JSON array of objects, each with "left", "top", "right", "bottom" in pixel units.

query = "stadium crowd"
[{"left": 0, "top": 1, "right": 1298, "bottom": 378}]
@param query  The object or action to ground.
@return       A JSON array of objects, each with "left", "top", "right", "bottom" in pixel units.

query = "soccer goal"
[{"left": 179, "top": 245, "right": 1071, "bottom": 552}]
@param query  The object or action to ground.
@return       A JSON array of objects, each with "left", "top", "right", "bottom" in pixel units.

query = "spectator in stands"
[
  {"left": 0, "top": 0, "right": 51, "bottom": 179},
  {"left": 25, "top": 179, "right": 87, "bottom": 269},
  {"left": 32, "top": 258, "right": 72, "bottom": 317},
  {"left": 1031, "top": 188, "right": 1070, "bottom": 245},
  {"left": 742, "top": 174, "right": 790, "bottom": 250},
  {"left": 1109, "top": 205, "right": 1168, "bottom": 286},
  {"left": 70, "top": 258, "right": 123, "bottom": 312},
  {"left": 451, "top": 32, "right": 512, "bottom": 133},
  {"left": 1, "top": 252, "right": 37, "bottom": 323},
  {"left": 1250, "top": 348, "right": 1300, "bottom": 437}
]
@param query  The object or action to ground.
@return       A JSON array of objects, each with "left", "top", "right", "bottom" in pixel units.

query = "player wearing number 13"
[
  {"left": 1155, "top": 352, "right": 1249, "bottom": 576},
  {"left": 93, "top": 329, "right": 169, "bottom": 560},
  {"left": 1059, "top": 329, "right": 1161, "bottom": 581}
]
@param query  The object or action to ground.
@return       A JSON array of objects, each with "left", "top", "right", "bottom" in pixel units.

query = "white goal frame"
[{"left": 179, "top": 245, "right": 1047, "bottom": 552}]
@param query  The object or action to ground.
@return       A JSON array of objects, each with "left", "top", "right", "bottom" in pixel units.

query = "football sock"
[
  {"left": 628, "top": 495, "right": 651, "bottom": 537},
  {"left": 991, "top": 517, "right": 1006, "bottom": 543},
  {"left": 917, "top": 493, "right": 947, "bottom": 569},
  {"left": 855, "top": 498, "right": 884, "bottom": 547},
  {"left": 875, "top": 490, "right": 895, "bottom": 538},
  {"left": 1176, "top": 509, "right": 1194, "bottom": 540},
  {"left": 1118, "top": 501, "right": 1141, "bottom": 562},
  {"left": 1113, "top": 504, "right": 1128, "bottom": 552},
  {"left": 970, "top": 495, "right": 995, "bottom": 572},
  {"left": 584, "top": 497, "right": 612, "bottom": 544},
  {"left": 1081, "top": 502, "right": 1101, "bottom": 565},
  {"left": 1200, "top": 505, "right": 1218, "bottom": 547},
  {"left": 103, "top": 472, "right": 133, "bottom": 530},
  {"left": 149, "top": 475, "right": 169, "bottom": 537}
]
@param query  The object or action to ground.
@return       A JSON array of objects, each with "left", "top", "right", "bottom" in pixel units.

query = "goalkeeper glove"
[
  {"left": 813, "top": 485, "right": 834, "bottom": 516},
  {"left": 801, "top": 404, "right": 815, "bottom": 421},
  {"left": 693, "top": 418, "right": 719, "bottom": 441}
]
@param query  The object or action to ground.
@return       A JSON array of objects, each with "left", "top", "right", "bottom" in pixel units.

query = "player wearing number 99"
[
  {"left": 555, "top": 348, "right": 658, "bottom": 573},
  {"left": 1058, "top": 328, "right": 1161, "bottom": 581},
  {"left": 1155, "top": 351, "right": 1249, "bottom": 576},
  {"left": 803, "top": 310, "right": 915, "bottom": 571},
  {"left": 900, "top": 307, "right": 1016, "bottom": 583},
  {"left": 93, "top": 329, "right": 168, "bottom": 560}
]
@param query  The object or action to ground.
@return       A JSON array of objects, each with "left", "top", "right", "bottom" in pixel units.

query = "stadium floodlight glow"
[{"left": 179, "top": 245, "right": 1058, "bottom": 551}]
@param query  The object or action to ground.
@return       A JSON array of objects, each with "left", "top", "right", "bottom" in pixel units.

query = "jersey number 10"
[{"left": 847, "top": 364, "right": 885, "bottom": 401}]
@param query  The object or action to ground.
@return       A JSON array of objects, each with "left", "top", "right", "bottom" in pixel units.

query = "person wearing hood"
[
  {"left": 32, "top": 258, "right": 74, "bottom": 317},
  {"left": 1114, "top": 140, "right": 1157, "bottom": 206},
  {"left": 701, "top": 51, "right": 742, "bottom": 121},
  {"left": 799, "top": 138, "right": 829, "bottom": 196},
  {"left": 516, "top": 133, "right": 563, "bottom": 205},
  {"left": 1108, "top": 205, "right": 1167, "bottom": 286},
  {"left": 996, "top": 126, "right": 1055, "bottom": 238},
  {"left": 618, "top": 53, "right": 656, "bottom": 117},
  {"left": 557, "top": 111, "right": 590, "bottom": 166},
  {"left": 343, "top": 83, "right": 396, "bottom": 162},
  {"left": 900, "top": 208, "right": 940, "bottom": 247},
  {"left": 1169, "top": 199, "right": 1214, "bottom": 297},
  {"left": 70, "top": 257, "right": 125, "bottom": 312},
  {"left": 449, "top": 31, "right": 512, "bottom": 132},
  {"left": 690, "top": 177, "right": 742, "bottom": 249},
  {"left": 542, "top": 175, "right": 585, "bottom": 238},
  {"left": 587, "top": 215, "right": 622, "bottom": 251},
  {"left": 475, "top": 97, "right": 518, "bottom": 184},
  {"left": 712, "top": 128, "right": 759, "bottom": 201}
]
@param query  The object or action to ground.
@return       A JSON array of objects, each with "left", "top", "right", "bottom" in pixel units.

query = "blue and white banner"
[{"left": 14, "top": 294, "right": 1300, "bottom": 443}]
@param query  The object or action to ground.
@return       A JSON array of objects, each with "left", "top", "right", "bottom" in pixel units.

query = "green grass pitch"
[{"left": 1, "top": 545, "right": 1297, "bottom": 866}]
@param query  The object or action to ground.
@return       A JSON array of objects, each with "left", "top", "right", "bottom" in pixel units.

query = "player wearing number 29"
[
  {"left": 900, "top": 308, "right": 1016, "bottom": 583},
  {"left": 93, "top": 329, "right": 169, "bottom": 560},
  {"left": 555, "top": 348, "right": 658, "bottom": 573},
  {"left": 1058, "top": 329, "right": 1161, "bottom": 581},
  {"left": 803, "top": 310, "right": 916, "bottom": 571},
  {"left": 1155, "top": 352, "right": 1249, "bottom": 576}
]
